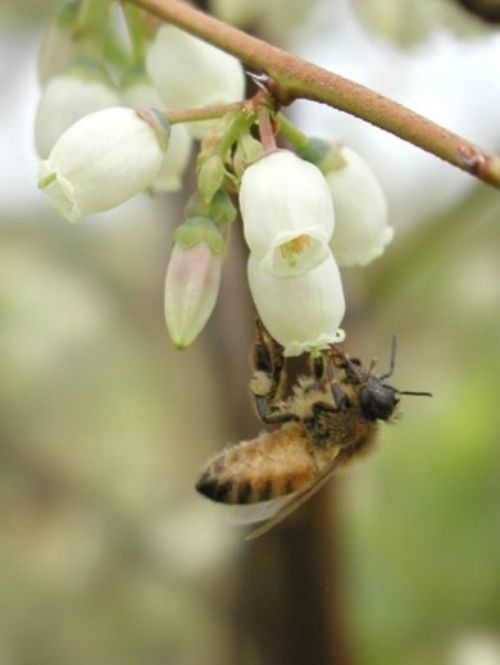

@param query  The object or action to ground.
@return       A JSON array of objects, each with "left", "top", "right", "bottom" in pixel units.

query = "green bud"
[
  {"left": 197, "top": 154, "right": 225, "bottom": 204},
  {"left": 208, "top": 189, "right": 237, "bottom": 225},
  {"left": 233, "top": 132, "right": 264, "bottom": 178}
]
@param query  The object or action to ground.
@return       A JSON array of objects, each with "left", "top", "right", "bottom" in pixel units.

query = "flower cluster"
[
  {"left": 36, "top": 7, "right": 392, "bottom": 357},
  {"left": 238, "top": 145, "right": 392, "bottom": 355}
]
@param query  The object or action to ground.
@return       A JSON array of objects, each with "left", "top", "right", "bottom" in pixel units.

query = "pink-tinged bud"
[{"left": 164, "top": 218, "right": 224, "bottom": 349}]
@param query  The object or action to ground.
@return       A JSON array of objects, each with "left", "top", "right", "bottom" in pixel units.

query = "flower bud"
[
  {"left": 247, "top": 251, "right": 345, "bottom": 357},
  {"left": 34, "top": 65, "right": 120, "bottom": 158},
  {"left": 121, "top": 76, "right": 192, "bottom": 192},
  {"left": 165, "top": 218, "right": 224, "bottom": 349},
  {"left": 38, "top": 106, "right": 169, "bottom": 223},
  {"left": 145, "top": 25, "right": 245, "bottom": 139},
  {"left": 197, "top": 155, "right": 225, "bottom": 203},
  {"left": 239, "top": 150, "right": 335, "bottom": 277},
  {"left": 325, "top": 146, "right": 393, "bottom": 267}
]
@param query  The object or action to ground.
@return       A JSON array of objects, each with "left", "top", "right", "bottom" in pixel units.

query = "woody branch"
[{"left": 128, "top": 0, "right": 500, "bottom": 190}]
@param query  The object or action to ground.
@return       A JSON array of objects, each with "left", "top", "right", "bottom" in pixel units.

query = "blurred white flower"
[
  {"left": 209, "top": 0, "right": 317, "bottom": 36},
  {"left": 121, "top": 76, "right": 192, "bottom": 192},
  {"left": 247, "top": 251, "right": 345, "bottom": 357},
  {"left": 145, "top": 24, "right": 245, "bottom": 139},
  {"left": 38, "top": 106, "right": 168, "bottom": 222},
  {"left": 449, "top": 632, "right": 500, "bottom": 665},
  {"left": 164, "top": 218, "right": 224, "bottom": 349},
  {"left": 239, "top": 150, "right": 335, "bottom": 277},
  {"left": 34, "top": 67, "right": 120, "bottom": 158},
  {"left": 326, "top": 145, "right": 393, "bottom": 266}
]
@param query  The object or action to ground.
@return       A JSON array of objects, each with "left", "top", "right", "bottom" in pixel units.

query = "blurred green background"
[{"left": 1, "top": 1, "right": 500, "bottom": 664}]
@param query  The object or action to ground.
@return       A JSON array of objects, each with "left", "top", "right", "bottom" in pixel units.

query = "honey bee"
[{"left": 195, "top": 320, "right": 431, "bottom": 539}]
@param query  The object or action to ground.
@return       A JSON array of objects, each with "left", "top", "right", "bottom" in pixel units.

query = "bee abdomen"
[{"left": 195, "top": 425, "right": 316, "bottom": 505}]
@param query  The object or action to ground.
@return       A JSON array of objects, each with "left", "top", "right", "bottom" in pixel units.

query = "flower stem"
[
  {"left": 276, "top": 114, "right": 309, "bottom": 151},
  {"left": 257, "top": 105, "right": 276, "bottom": 153},
  {"left": 165, "top": 101, "right": 247, "bottom": 125},
  {"left": 127, "top": 0, "right": 500, "bottom": 190}
]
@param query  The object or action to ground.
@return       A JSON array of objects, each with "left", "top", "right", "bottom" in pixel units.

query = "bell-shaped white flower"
[
  {"left": 247, "top": 251, "right": 345, "bottom": 357},
  {"left": 34, "top": 67, "right": 120, "bottom": 158},
  {"left": 326, "top": 146, "right": 393, "bottom": 267},
  {"left": 145, "top": 24, "right": 245, "bottom": 139},
  {"left": 239, "top": 150, "right": 335, "bottom": 277},
  {"left": 122, "top": 76, "right": 192, "bottom": 192},
  {"left": 164, "top": 218, "right": 224, "bottom": 349},
  {"left": 38, "top": 106, "right": 168, "bottom": 223}
]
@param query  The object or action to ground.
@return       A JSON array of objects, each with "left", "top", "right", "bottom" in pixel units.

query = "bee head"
[{"left": 359, "top": 378, "right": 399, "bottom": 421}]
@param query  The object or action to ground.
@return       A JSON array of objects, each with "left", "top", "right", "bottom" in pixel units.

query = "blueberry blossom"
[
  {"left": 325, "top": 146, "right": 393, "bottom": 266},
  {"left": 239, "top": 150, "right": 335, "bottom": 277},
  {"left": 38, "top": 106, "right": 169, "bottom": 222},
  {"left": 146, "top": 24, "right": 245, "bottom": 139},
  {"left": 247, "top": 251, "right": 345, "bottom": 357}
]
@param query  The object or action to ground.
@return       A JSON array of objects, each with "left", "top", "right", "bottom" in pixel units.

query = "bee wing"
[
  {"left": 225, "top": 494, "right": 298, "bottom": 527},
  {"left": 244, "top": 448, "right": 350, "bottom": 540}
]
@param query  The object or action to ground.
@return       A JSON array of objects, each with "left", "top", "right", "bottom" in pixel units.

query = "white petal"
[
  {"left": 152, "top": 124, "right": 192, "bottom": 192},
  {"left": 240, "top": 151, "right": 335, "bottom": 274},
  {"left": 34, "top": 74, "right": 120, "bottom": 158},
  {"left": 38, "top": 107, "right": 167, "bottom": 222},
  {"left": 247, "top": 251, "right": 345, "bottom": 357},
  {"left": 260, "top": 232, "right": 331, "bottom": 278},
  {"left": 327, "top": 147, "right": 392, "bottom": 266}
]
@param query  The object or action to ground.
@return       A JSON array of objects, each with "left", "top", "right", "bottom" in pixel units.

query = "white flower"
[
  {"left": 145, "top": 24, "right": 245, "bottom": 139},
  {"left": 164, "top": 219, "right": 224, "bottom": 349},
  {"left": 121, "top": 77, "right": 192, "bottom": 192},
  {"left": 326, "top": 146, "right": 393, "bottom": 266},
  {"left": 247, "top": 252, "right": 345, "bottom": 357},
  {"left": 239, "top": 150, "right": 335, "bottom": 277},
  {"left": 34, "top": 68, "right": 120, "bottom": 158},
  {"left": 38, "top": 106, "right": 168, "bottom": 223}
]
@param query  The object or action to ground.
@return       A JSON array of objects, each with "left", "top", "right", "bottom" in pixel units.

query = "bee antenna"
[
  {"left": 398, "top": 390, "right": 433, "bottom": 398},
  {"left": 378, "top": 335, "right": 397, "bottom": 380}
]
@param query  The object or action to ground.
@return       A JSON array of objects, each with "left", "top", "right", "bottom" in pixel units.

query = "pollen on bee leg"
[{"left": 250, "top": 370, "right": 273, "bottom": 397}]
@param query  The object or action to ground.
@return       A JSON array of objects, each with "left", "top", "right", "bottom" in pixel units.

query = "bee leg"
[
  {"left": 254, "top": 397, "right": 299, "bottom": 425},
  {"left": 325, "top": 356, "right": 345, "bottom": 409},
  {"left": 249, "top": 318, "right": 286, "bottom": 404},
  {"left": 305, "top": 353, "right": 330, "bottom": 391}
]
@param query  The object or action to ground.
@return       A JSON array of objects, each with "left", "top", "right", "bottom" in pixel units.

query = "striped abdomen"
[{"left": 196, "top": 424, "right": 322, "bottom": 505}]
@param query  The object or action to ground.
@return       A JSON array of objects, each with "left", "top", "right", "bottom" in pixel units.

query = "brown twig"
[{"left": 128, "top": 0, "right": 500, "bottom": 189}]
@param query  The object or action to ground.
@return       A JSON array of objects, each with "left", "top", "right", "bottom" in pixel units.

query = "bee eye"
[{"left": 359, "top": 381, "right": 397, "bottom": 421}]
